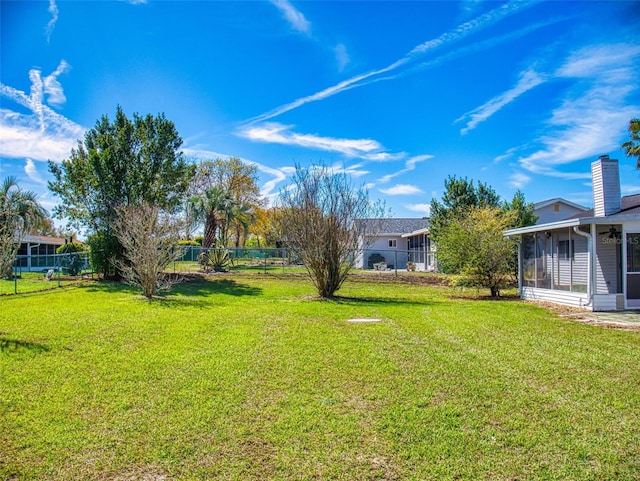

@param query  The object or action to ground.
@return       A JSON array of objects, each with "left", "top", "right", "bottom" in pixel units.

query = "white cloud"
[
  {"left": 0, "top": 62, "right": 85, "bottom": 164},
  {"left": 247, "top": 0, "right": 536, "bottom": 124},
  {"left": 46, "top": 0, "right": 58, "bottom": 43},
  {"left": 334, "top": 43, "right": 350, "bottom": 72},
  {"left": 495, "top": 42, "right": 640, "bottom": 178},
  {"left": 405, "top": 203, "right": 431, "bottom": 217},
  {"left": 377, "top": 154, "right": 433, "bottom": 184},
  {"left": 379, "top": 184, "right": 423, "bottom": 195},
  {"left": 24, "top": 159, "right": 46, "bottom": 185},
  {"left": 238, "top": 122, "right": 386, "bottom": 159},
  {"left": 269, "top": 0, "right": 311, "bottom": 35},
  {"left": 457, "top": 68, "right": 546, "bottom": 135},
  {"left": 508, "top": 172, "right": 531, "bottom": 189},
  {"left": 43, "top": 60, "right": 71, "bottom": 107}
]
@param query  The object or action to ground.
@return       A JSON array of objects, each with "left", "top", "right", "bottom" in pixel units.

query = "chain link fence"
[
  {"left": 3, "top": 246, "right": 438, "bottom": 295},
  {"left": 3, "top": 252, "right": 94, "bottom": 295}
]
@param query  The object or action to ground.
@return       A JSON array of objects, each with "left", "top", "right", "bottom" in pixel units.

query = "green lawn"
[{"left": 1, "top": 273, "right": 638, "bottom": 480}]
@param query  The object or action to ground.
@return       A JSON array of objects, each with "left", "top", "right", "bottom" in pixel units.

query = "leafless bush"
[
  {"left": 112, "top": 203, "right": 183, "bottom": 299},
  {"left": 278, "top": 165, "right": 385, "bottom": 298}
]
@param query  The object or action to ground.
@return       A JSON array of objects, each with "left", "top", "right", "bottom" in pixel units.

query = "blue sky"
[{"left": 1, "top": 0, "right": 639, "bottom": 222}]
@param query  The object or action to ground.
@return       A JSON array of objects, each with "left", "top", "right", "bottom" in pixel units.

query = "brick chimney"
[{"left": 591, "top": 155, "right": 621, "bottom": 217}]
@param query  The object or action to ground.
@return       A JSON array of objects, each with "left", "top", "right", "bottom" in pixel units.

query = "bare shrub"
[
  {"left": 278, "top": 165, "right": 385, "bottom": 299},
  {"left": 112, "top": 203, "right": 182, "bottom": 299}
]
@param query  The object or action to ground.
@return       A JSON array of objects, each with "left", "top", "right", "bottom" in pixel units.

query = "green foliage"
[
  {"left": 199, "top": 244, "right": 232, "bottom": 272},
  {"left": 621, "top": 118, "right": 640, "bottom": 168},
  {"left": 48, "top": 106, "right": 195, "bottom": 275},
  {"left": 430, "top": 176, "right": 501, "bottom": 263},
  {"left": 177, "top": 239, "right": 200, "bottom": 246},
  {"left": 87, "top": 231, "right": 121, "bottom": 278},
  {"left": 0, "top": 176, "right": 48, "bottom": 278},
  {"left": 56, "top": 241, "right": 88, "bottom": 276},
  {"left": 436, "top": 206, "right": 516, "bottom": 297}
]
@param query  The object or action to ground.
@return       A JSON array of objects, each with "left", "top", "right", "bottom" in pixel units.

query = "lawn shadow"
[
  {"left": 327, "top": 294, "right": 436, "bottom": 308},
  {"left": 0, "top": 334, "right": 49, "bottom": 354}
]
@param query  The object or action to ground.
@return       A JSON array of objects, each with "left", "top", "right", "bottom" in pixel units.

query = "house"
[
  {"left": 356, "top": 218, "right": 436, "bottom": 271},
  {"left": 504, "top": 155, "right": 640, "bottom": 311},
  {"left": 533, "top": 198, "right": 588, "bottom": 224},
  {"left": 14, "top": 234, "right": 66, "bottom": 272}
]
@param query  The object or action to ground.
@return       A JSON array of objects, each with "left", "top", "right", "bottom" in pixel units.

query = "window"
[
  {"left": 388, "top": 239, "right": 397, "bottom": 248},
  {"left": 553, "top": 202, "right": 560, "bottom": 212},
  {"left": 558, "top": 240, "right": 574, "bottom": 260}
]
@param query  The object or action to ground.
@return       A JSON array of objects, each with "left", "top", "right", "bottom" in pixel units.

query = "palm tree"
[
  {"left": 621, "top": 118, "right": 640, "bottom": 169},
  {"left": 188, "top": 186, "right": 233, "bottom": 248},
  {"left": 0, "top": 176, "right": 47, "bottom": 276},
  {"left": 229, "top": 202, "right": 255, "bottom": 248}
]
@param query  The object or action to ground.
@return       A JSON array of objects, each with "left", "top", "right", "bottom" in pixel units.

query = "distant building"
[{"left": 15, "top": 234, "right": 66, "bottom": 271}]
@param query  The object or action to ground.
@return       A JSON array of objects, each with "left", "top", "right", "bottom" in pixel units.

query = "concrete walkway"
[{"left": 563, "top": 310, "right": 640, "bottom": 329}]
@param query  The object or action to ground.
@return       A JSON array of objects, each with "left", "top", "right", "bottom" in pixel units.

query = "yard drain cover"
[{"left": 347, "top": 318, "right": 383, "bottom": 323}]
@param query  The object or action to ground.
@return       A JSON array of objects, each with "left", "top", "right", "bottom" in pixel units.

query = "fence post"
[{"left": 394, "top": 250, "right": 398, "bottom": 277}]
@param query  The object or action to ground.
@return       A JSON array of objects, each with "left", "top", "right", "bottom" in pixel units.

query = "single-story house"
[
  {"left": 14, "top": 234, "right": 66, "bottom": 272},
  {"left": 356, "top": 218, "right": 436, "bottom": 271},
  {"left": 504, "top": 155, "right": 640, "bottom": 311}
]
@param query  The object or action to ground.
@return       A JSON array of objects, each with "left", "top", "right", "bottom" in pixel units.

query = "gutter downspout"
[{"left": 572, "top": 227, "right": 593, "bottom": 308}]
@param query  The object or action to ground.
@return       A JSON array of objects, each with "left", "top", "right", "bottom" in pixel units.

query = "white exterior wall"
[
  {"left": 521, "top": 287, "right": 590, "bottom": 309},
  {"left": 595, "top": 233, "right": 620, "bottom": 294},
  {"left": 591, "top": 158, "right": 621, "bottom": 217},
  {"left": 536, "top": 203, "right": 586, "bottom": 225},
  {"left": 359, "top": 235, "right": 409, "bottom": 269}
]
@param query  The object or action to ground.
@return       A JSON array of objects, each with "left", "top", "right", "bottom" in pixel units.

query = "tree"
[
  {"left": 621, "top": 118, "right": 640, "bottom": 168},
  {"left": 436, "top": 206, "right": 516, "bottom": 297},
  {"left": 111, "top": 202, "right": 182, "bottom": 299},
  {"left": 278, "top": 165, "right": 385, "bottom": 299},
  {"left": 502, "top": 190, "right": 537, "bottom": 229},
  {"left": 190, "top": 157, "right": 263, "bottom": 247},
  {"left": 48, "top": 106, "right": 194, "bottom": 277},
  {"left": 0, "top": 176, "right": 47, "bottom": 277},
  {"left": 502, "top": 190, "right": 537, "bottom": 277},
  {"left": 188, "top": 186, "right": 233, "bottom": 248},
  {"left": 430, "top": 176, "right": 500, "bottom": 273}
]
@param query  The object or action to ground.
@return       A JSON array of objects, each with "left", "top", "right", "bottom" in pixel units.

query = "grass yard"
[{"left": 1, "top": 273, "right": 639, "bottom": 480}]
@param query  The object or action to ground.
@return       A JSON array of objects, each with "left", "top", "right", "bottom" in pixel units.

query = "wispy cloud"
[
  {"left": 457, "top": 68, "right": 546, "bottom": 135},
  {"left": 379, "top": 184, "right": 423, "bottom": 195},
  {"left": 247, "top": 0, "right": 537, "bottom": 124},
  {"left": 334, "top": 43, "right": 350, "bottom": 72},
  {"left": 269, "top": 0, "right": 311, "bottom": 35},
  {"left": 405, "top": 203, "right": 431, "bottom": 217},
  {"left": 513, "top": 43, "right": 640, "bottom": 177},
  {"left": 238, "top": 122, "right": 386, "bottom": 159},
  {"left": 25, "top": 159, "right": 46, "bottom": 185},
  {"left": 0, "top": 61, "right": 85, "bottom": 163},
  {"left": 509, "top": 172, "right": 531, "bottom": 189},
  {"left": 46, "top": 0, "right": 58, "bottom": 43},
  {"left": 377, "top": 154, "right": 433, "bottom": 184}
]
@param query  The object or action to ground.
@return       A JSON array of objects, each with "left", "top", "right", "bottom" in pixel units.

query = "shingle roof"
[
  {"left": 564, "top": 194, "right": 640, "bottom": 220},
  {"left": 359, "top": 218, "right": 429, "bottom": 235}
]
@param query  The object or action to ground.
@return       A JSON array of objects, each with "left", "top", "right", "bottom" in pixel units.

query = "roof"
[
  {"left": 534, "top": 197, "right": 588, "bottom": 212},
  {"left": 505, "top": 193, "right": 640, "bottom": 236},
  {"left": 359, "top": 218, "right": 430, "bottom": 236},
  {"left": 21, "top": 234, "right": 66, "bottom": 245}
]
